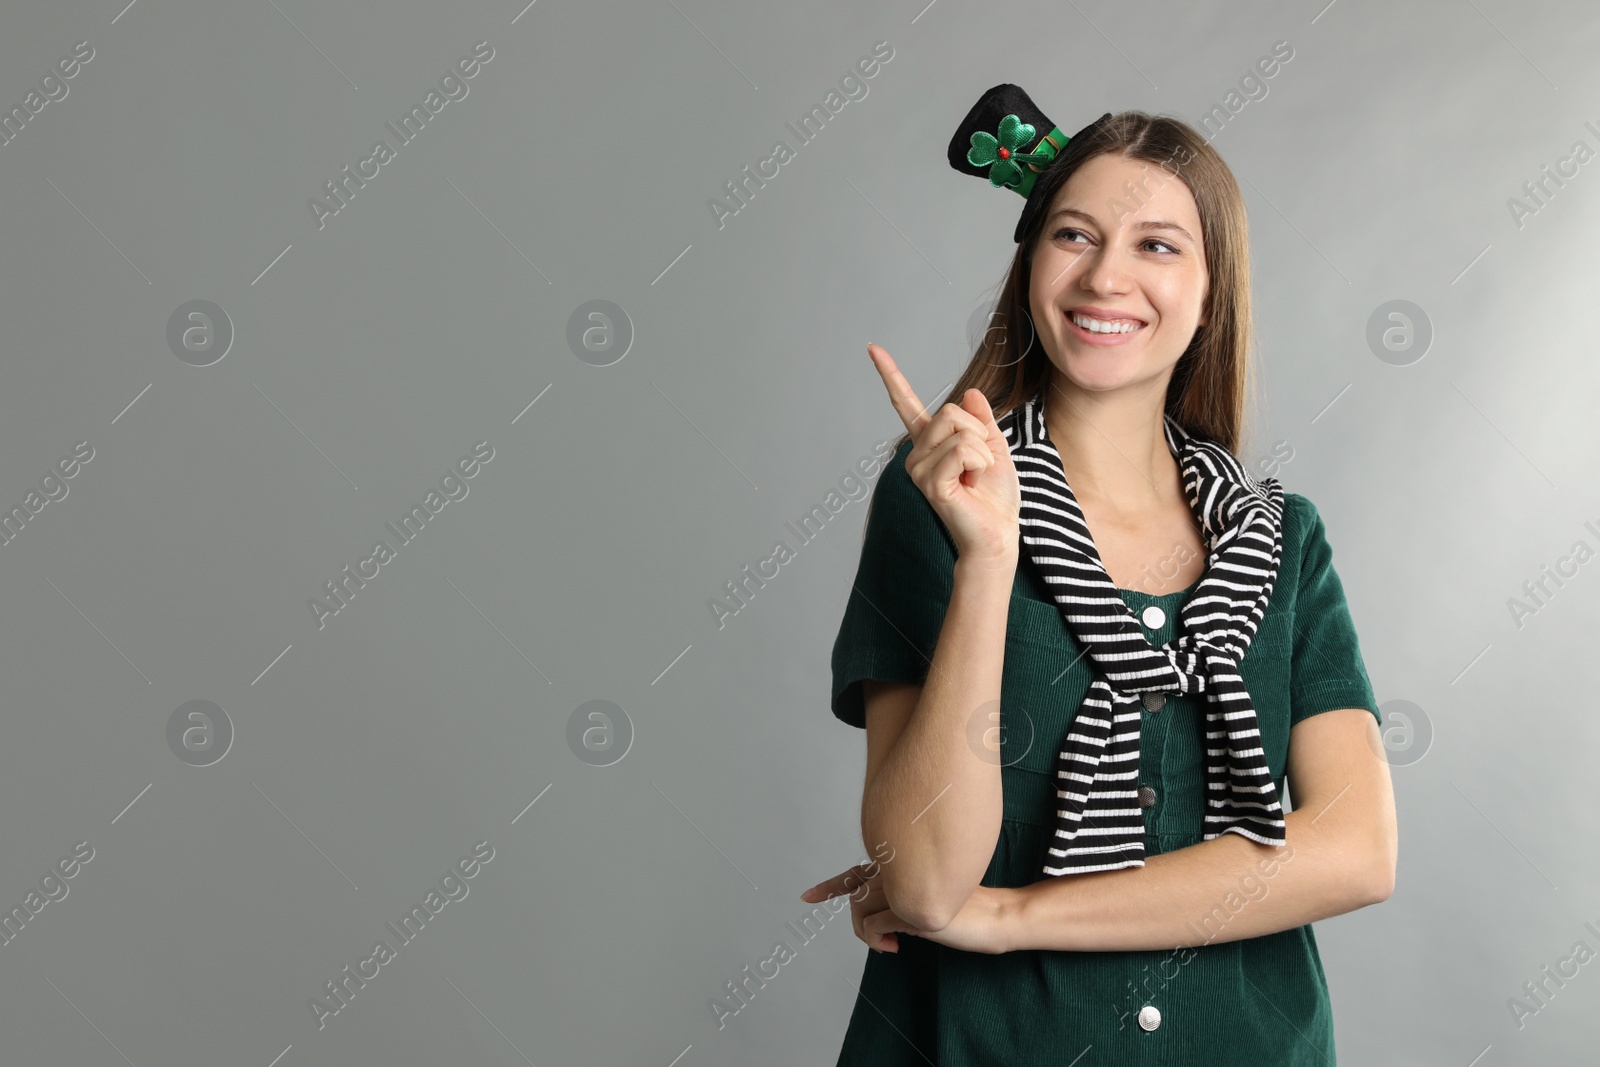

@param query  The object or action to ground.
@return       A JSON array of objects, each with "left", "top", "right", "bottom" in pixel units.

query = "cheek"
[
  {"left": 1028, "top": 260, "right": 1052, "bottom": 299},
  {"left": 1149, "top": 273, "right": 1205, "bottom": 324},
  {"left": 1029, "top": 253, "right": 1076, "bottom": 302}
]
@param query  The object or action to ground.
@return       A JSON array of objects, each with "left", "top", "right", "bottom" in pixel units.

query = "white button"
[
  {"left": 1137, "top": 1004, "right": 1162, "bottom": 1031},
  {"left": 1141, "top": 606, "right": 1165, "bottom": 629}
]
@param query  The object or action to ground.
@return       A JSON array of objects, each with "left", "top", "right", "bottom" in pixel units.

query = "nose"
[{"left": 1079, "top": 242, "right": 1132, "bottom": 296}]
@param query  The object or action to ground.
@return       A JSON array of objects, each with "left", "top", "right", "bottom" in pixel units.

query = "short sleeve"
[
  {"left": 1286, "top": 493, "right": 1382, "bottom": 727},
  {"left": 829, "top": 439, "right": 957, "bottom": 728}
]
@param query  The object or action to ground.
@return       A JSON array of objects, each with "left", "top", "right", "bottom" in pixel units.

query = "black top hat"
[{"left": 947, "top": 83, "right": 1110, "bottom": 243}]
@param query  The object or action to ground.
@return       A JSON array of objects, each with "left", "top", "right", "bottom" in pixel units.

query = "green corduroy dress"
[{"left": 829, "top": 438, "right": 1382, "bottom": 1066}]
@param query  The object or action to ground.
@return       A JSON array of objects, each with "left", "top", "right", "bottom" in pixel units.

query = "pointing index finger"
[{"left": 867, "top": 344, "right": 930, "bottom": 437}]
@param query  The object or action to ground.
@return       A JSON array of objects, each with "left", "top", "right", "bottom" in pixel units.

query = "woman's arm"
[
  {"left": 845, "top": 707, "right": 1396, "bottom": 954},
  {"left": 851, "top": 345, "right": 1021, "bottom": 934},
  {"left": 999, "top": 707, "right": 1397, "bottom": 951},
  {"left": 860, "top": 549, "right": 1017, "bottom": 933}
]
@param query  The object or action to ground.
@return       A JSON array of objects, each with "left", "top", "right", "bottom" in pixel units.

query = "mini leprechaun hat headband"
[{"left": 947, "top": 83, "right": 1111, "bottom": 243}]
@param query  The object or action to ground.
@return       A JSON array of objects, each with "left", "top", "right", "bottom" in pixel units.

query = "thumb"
[
  {"left": 962, "top": 388, "right": 1004, "bottom": 434},
  {"left": 864, "top": 909, "right": 919, "bottom": 941},
  {"left": 961, "top": 389, "right": 1008, "bottom": 458}
]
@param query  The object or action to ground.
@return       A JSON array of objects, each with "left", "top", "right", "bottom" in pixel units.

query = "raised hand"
[{"left": 867, "top": 343, "right": 1020, "bottom": 564}]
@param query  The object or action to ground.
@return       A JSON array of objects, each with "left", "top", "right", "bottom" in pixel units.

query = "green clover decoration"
[{"left": 967, "top": 114, "right": 1051, "bottom": 190}]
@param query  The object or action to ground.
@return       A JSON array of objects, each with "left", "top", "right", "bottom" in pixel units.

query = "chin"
[{"left": 1051, "top": 348, "right": 1169, "bottom": 392}]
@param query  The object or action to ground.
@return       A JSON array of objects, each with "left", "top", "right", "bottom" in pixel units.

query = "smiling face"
[{"left": 1028, "top": 151, "right": 1210, "bottom": 398}]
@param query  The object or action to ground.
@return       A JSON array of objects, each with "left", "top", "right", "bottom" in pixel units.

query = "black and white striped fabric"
[{"left": 996, "top": 390, "right": 1288, "bottom": 876}]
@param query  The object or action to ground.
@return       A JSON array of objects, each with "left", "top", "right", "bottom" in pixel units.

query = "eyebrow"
[{"left": 1045, "top": 208, "right": 1195, "bottom": 243}]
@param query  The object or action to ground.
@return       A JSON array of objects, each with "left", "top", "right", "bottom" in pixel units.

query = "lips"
[
  {"left": 1064, "top": 309, "right": 1147, "bottom": 345},
  {"left": 1066, "top": 307, "right": 1148, "bottom": 329}
]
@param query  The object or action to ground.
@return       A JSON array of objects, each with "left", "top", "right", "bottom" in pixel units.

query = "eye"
[{"left": 1051, "top": 228, "right": 1181, "bottom": 255}]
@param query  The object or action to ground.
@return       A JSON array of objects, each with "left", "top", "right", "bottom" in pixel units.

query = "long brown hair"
[{"left": 882, "top": 110, "right": 1258, "bottom": 472}]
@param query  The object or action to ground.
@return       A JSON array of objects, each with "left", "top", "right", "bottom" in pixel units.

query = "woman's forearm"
[
  {"left": 1004, "top": 804, "right": 1388, "bottom": 952},
  {"left": 861, "top": 551, "right": 1016, "bottom": 931}
]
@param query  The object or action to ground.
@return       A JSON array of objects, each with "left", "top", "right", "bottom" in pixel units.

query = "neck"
[{"left": 1040, "top": 376, "right": 1179, "bottom": 511}]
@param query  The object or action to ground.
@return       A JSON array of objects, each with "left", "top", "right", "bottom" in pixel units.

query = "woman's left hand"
[
  {"left": 799, "top": 862, "right": 898, "bottom": 951},
  {"left": 802, "top": 866, "right": 1015, "bottom": 956}
]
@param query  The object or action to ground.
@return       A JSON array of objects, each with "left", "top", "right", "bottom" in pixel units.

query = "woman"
[{"left": 801, "top": 91, "right": 1398, "bottom": 1064}]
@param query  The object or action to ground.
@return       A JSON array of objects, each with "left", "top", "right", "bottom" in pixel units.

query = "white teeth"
[{"left": 1070, "top": 312, "right": 1142, "bottom": 334}]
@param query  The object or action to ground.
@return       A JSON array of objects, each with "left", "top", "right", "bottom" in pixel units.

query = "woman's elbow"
[
  {"left": 894, "top": 896, "right": 961, "bottom": 934},
  {"left": 1365, "top": 856, "right": 1396, "bottom": 905},
  {"left": 881, "top": 871, "right": 970, "bottom": 933},
  {"left": 1359, "top": 834, "right": 1398, "bottom": 905}
]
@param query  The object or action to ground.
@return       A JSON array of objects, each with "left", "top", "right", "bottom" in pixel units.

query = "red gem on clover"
[{"left": 998, "top": 147, "right": 1010, "bottom": 159}]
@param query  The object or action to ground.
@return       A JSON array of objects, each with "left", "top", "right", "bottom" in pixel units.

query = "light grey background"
[{"left": 0, "top": 0, "right": 1594, "bottom": 1063}]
